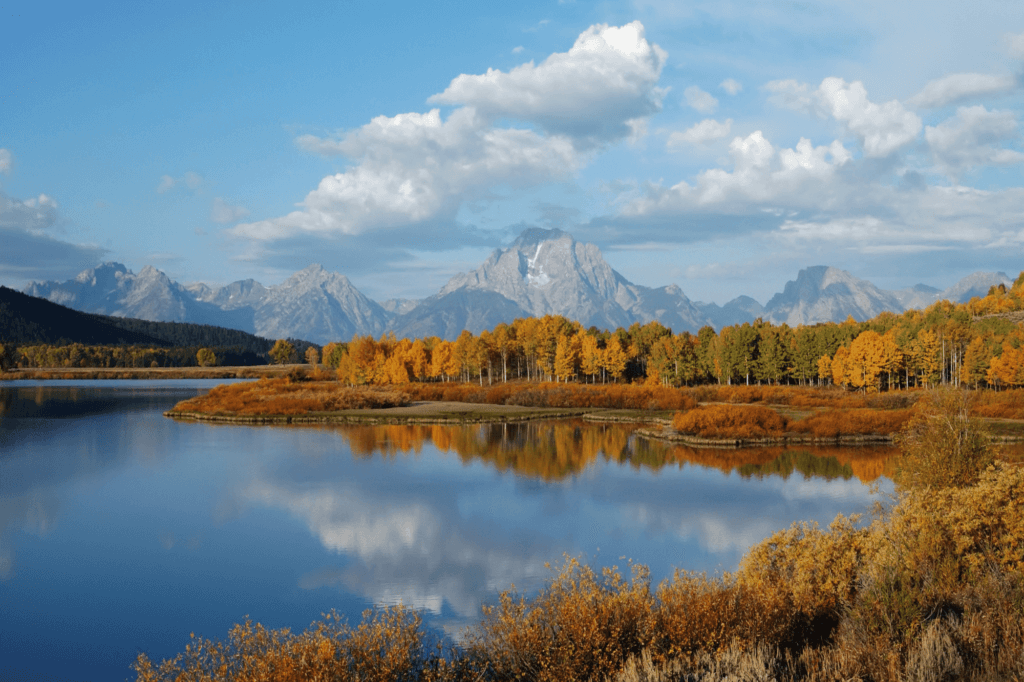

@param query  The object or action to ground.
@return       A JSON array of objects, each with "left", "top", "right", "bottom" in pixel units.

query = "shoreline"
[{"left": 0, "top": 365, "right": 298, "bottom": 381}]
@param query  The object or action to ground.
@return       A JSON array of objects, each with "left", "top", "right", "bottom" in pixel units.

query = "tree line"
[{"left": 316, "top": 272, "right": 1024, "bottom": 391}]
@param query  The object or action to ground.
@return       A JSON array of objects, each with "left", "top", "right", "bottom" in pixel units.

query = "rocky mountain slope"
[
  {"left": 394, "top": 228, "right": 711, "bottom": 337},
  {"left": 22, "top": 231, "right": 1014, "bottom": 343}
]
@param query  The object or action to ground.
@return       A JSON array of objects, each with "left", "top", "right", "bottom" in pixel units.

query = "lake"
[{"left": 0, "top": 381, "right": 894, "bottom": 681}]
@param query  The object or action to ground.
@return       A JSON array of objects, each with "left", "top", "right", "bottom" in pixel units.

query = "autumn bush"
[
  {"left": 399, "top": 381, "right": 696, "bottom": 411},
  {"left": 969, "top": 387, "right": 1024, "bottom": 419},
  {"left": 699, "top": 384, "right": 885, "bottom": 409},
  {"left": 170, "top": 378, "right": 409, "bottom": 416},
  {"left": 894, "top": 389, "right": 993, "bottom": 490},
  {"left": 671, "top": 404, "right": 788, "bottom": 438},
  {"left": 788, "top": 408, "right": 915, "bottom": 439},
  {"left": 133, "top": 606, "right": 460, "bottom": 682}
]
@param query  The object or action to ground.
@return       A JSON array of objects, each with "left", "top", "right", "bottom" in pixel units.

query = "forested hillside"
[
  {"left": 1, "top": 286, "right": 169, "bottom": 346},
  {"left": 0, "top": 286, "right": 305, "bottom": 368}
]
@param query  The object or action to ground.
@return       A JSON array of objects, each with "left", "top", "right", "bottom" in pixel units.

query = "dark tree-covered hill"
[{"left": 0, "top": 286, "right": 283, "bottom": 355}]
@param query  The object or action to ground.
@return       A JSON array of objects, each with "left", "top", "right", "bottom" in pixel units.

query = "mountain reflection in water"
[
  {"left": 322, "top": 421, "right": 896, "bottom": 484},
  {"left": 0, "top": 383, "right": 895, "bottom": 680}
]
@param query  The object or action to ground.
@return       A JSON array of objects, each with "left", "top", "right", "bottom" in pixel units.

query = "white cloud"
[
  {"left": 907, "top": 73, "right": 1017, "bottom": 109},
  {"left": 683, "top": 85, "right": 718, "bottom": 113},
  {"left": 241, "top": 107, "right": 579, "bottom": 240},
  {"left": 238, "top": 22, "right": 666, "bottom": 242},
  {"left": 763, "top": 79, "right": 815, "bottom": 112},
  {"left": 429, "top": 21, "right": 667, "bottom": 144},
  {"left": 925, "top": 105, "right": 1024, "bottom": 177},
  {"left": 0, "top": 192, "right": 59, "bottom": 232},
  {"left": 156, "top": 175, "right": 176, "bottom": 193},
  {"left": 210, "top": 197, "right": 250, "bottom": 224},
  {"left": 1007, "top": 31, "right": 1024, "bottom": 58},
  {"left": 720, "top": 78, "right": 742, "bottom": 95},
  {"left": 0, "top": 149, "right": 11, "bottom": 175},
  {"left": 627, "top": 130, "right": 852, "bottom": 213},
  {"left": 157, "top": 171, "right": 203, "bottom": 194},
  {"left": 767, "top": 78, "right": 921, "bottom": 158},
  {"left": 817, "top": 77, "right": 921, "bottom": 158},
  {"left": 511, "top": 45, "right": 524, "bottom": 54},
  {"left": 668, "top": 118, "right": 732, "bottom": 147}
]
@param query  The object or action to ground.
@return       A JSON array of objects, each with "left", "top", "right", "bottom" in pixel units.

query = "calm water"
[{"left": 0, "top": 381, "right": 895, "bottom": 681}]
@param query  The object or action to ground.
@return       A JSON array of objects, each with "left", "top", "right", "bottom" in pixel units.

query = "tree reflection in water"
[{"left": 327, "top": 420, "right": 896, "bottom": 484}]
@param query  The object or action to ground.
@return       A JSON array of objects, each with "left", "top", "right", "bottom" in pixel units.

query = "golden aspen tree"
[
  {"left": 408, "top": 339, "right": 429, "bottom": 380},
  {"left": 429, "top": 340, "right": 454, "bottom": 381},
  {"left": 492, "top": 323, "right": 515, "bottom": 382},
  {"left": 848, "top": 330, "right": 886, "bottom": 391},
  {"left": 602, "top": 336, "right": 628, "bottom": 382},
  {"left": 817, "top": 355, "right": 832, "bottom": 386},
  {"left": 579, "top": 331, "right": 600, "bottom": 383},
  {"left": 477, "top": 329, "right": 495, "bottom": 385},
  {"left": 553, "top": 333, "right": 579, "bottom": 382},
  {"left": 913, "top": 328, "right": 941, "bottom": 387},
  {"left": 880, "top": 329, "right": 903, "bottom": 390},
  {"left": 831, "top": 346, "right": 850, "bottom": 388}
]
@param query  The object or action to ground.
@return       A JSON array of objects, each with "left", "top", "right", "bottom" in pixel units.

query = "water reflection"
[
  {"left": 321, "top": 421, "right": 896, "bottom": 484},
  {"left": 1, "top": 383, "right": 894, "bottom": 679}
]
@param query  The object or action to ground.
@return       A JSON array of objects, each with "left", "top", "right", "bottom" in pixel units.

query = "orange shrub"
[
  {"left": 788, "top": 408, "right": 914, "bottom": 438},
  {"left": 671, "top": 404, "right": 787, "bottom": 439},
  {"left": 970, "top": 388, "right": 1024, "bottom": 419},
  {"left": 170, "top": 379, "right": 409, "bottom": 416},
  {"left": 399, "top": 381, "right": 696, "bottom": 411}
]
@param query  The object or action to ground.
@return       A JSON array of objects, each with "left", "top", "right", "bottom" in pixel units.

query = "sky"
[{"left": 2, "top": 0, "right": 1023, "bottom": 305}]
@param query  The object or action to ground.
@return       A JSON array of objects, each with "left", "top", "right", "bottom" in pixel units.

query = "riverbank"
[
  {"left": 165, "top": 400, "right": 599, "bottom": 425},
  {"left": 0, "top": 365, "right": 298, "bottom": 381}
]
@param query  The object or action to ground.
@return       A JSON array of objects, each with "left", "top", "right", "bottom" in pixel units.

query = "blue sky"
[{"left": 2, "top": 0, "right": 1023, "bottom": 304}]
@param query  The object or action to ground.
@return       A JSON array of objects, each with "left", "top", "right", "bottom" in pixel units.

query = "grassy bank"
[
  {"left": 159, "top": 376, "right": 1024, "bottom": 442},
  {"left": 0, "top": 364, "right": 300, "bottom": 381}
]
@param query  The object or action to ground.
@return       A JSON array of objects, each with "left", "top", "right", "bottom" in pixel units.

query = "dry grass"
[
  {"left": 670, "top": 403, "right": 915, "bottom": 440},
  {"left": 169, "top": 378, "right": 410, "bottom": 416},
  {"left": 400, "top": 381, "right": 697, "bottom": 411},
  {"left": 788, "top": 408, "right": 915, "bottom": 438},
  {"left": 672, "top": 404, "right": 788, "bottom": 438}
]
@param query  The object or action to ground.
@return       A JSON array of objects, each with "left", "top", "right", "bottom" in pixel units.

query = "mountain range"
[{"left": 22, "top": 228, "right": 1013, "bottom": 344}]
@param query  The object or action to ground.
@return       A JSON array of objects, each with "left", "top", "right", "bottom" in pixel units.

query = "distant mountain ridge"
[{"left": 21, "top": 230, "right": 1013, "bottom": 343}]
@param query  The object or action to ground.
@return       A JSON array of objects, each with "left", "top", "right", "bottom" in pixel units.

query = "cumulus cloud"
[
  {"left": 243, "top": 108, "right": 578, "bottom": 240},
  {"left": 720, "top": 78, "right": 742, "bottom": 95},
  {"left": 157, "top": 171, "right": 203, "bottom": 194},
  {"left": 210, "top": 197, "right": 250, "bottom": 224},
  {"left": 667, "top": 118, "right": 732, "bottom": 147},
  {"left": 925, "top": 105, "right": 1024, "bottom": 178},
  {"left": 765, "top": 77, "right": 921, "bottom": 158},
  {"left": 428, "top": 21, "right": 667, "bottom": 143},
  {"left": 683, "top": 85, "right": 718, "bottom": 113},
  {"left": 237, "top": 22, "right": 665, "bottom": 242},
  {"left": 0, "top": 192, "right": 60, "bottom": 232},
  {"left": 907, "top": 73, "right": 1017, "bottom": 109},
  {"left": 0, "top": 189, "right": 107, "bottom": 282},
  {"left": 628, "top": 130, "right": 851, "bottom": 214},
  {"left": 817, "top": 78, "right": 921, "bottom": 157},
  {"left": 0, "top": 149, "right": 11, "bottom": 175}
]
